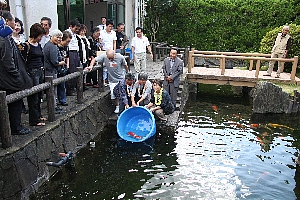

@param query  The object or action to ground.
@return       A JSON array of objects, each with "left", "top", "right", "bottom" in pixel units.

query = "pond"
[{"left": 31, "top": 84, "right": 300, "bottom": 199}]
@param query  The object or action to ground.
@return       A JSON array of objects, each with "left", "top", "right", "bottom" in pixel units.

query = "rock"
[{"left": 250, "top": 82, "right": 290, "bottom": 113}]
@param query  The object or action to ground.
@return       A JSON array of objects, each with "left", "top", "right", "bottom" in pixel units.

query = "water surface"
[{"left": 32, "top": 85, "right": 300, "bottom": 199}]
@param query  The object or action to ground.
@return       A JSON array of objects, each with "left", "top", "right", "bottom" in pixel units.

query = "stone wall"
[
  {"left": 250, "top": 81, "right": 291, "bottom": 113},
  {"left": 0, "top": 91, "right": 114, "bottom": 200}
]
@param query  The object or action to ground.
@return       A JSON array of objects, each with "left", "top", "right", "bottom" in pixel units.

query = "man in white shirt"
[
  {"left": 100, "top": 19, "right": 117, "bottom": 85},
  {"left": 40, "top": 17, "right": 52, "bottom": 48},
  {"left": 131, "top": 27, "right": 153, "bottom": 75},
  {"left": 97, "top": 17, "right": 106, "bottom": 31}
]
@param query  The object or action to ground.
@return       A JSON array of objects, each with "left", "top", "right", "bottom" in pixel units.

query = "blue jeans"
[{"left": 57, "top": 82, "right": 66, "bottom": 103}]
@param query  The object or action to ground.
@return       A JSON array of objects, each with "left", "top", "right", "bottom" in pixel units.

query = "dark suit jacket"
[{"left": 162, "top": 56, "right": 183, "bottom": 87}]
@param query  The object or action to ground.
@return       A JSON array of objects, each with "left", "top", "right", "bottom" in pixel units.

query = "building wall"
[
  {"left": 9, "top": 0, "right": 58, "bottom": 37},
  {"left": 125, "top": 0, "right": 134, "bottom": 47}
]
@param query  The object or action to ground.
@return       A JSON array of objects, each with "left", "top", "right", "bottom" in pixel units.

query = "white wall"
[
  {"left": 125, "top": 0, "right": 135, "bottom": 47},
  {"left": 9, "top": 0, "right": 58, "bottom": 38}
]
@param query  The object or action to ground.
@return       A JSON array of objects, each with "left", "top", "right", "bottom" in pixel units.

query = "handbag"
[{"left": 57, "top": 66, "right": 69, "bottom": 77}]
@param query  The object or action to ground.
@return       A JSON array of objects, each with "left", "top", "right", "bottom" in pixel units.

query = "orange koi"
[
  {"left": 212, "top": 105, "right": 218, "bottom": 112},
  {"left": 128, "top": 131, "right": 142, "bottom": 139},
  {"left": 257, "top": 136, "right": 264, "bottom": 144},
  {"left": 251, "top": 123, "right": 259, "bottom": 128}
]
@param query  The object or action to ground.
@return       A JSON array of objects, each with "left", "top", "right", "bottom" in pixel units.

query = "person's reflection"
[{"left": 294, "top": 156, "right": 300, "bottom": 198}]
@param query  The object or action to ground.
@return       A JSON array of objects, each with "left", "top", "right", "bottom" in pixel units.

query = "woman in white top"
[{"left": 12, "top": 17, "right": 26, "bottom": 44}]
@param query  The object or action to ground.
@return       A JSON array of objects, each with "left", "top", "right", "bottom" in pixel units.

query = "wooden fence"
[
  {"left": 151, "top": 42, "right": 190, "bottom": 67},
  {"left": 0, "top": 66, "right": 104, "bottom": 149},
  {"left": 188, "top": 50, "right": 299, "bottom": 81}
]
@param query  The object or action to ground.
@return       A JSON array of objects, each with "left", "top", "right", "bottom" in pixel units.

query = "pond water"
[{"left": 31, "top": 84, "right": 300, "bottom": 199}]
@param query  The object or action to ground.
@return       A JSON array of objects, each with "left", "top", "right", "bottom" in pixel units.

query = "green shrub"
[{"left": 145, "top": 0, "right": 295, "bottom": 52}]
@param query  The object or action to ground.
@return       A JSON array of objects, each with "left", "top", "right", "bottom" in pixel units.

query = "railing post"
[
  {"left": 255, "top": 60, "right": 261, "bottom": 78},
  {"left": 98, "top": 64, "right": 104, "bottom": 92},
  {"left": 153, "top": 43, "right": 157, "bottom": 62},
  {"left": 249, "top": 60, "right": 253, "bottom": 71},
  {"left": 45, "top": 76, "right": 55, "bottom": 122},
  {"left": 77, "top": 67, "right": 84, "bottom": 104},
  {"left": 188, "top": 48, "right": 194, "bottom": 73},
  {"left": 290, "top": 56, "right": 298, "bottom": 81},
  {"left": 221, "top": 56, "right": 226, "bottom": 75},
  {"left": 0, "top": 91, "right": 12, "bottom": 148},
  {"left": 184, "top": 46, "right": 189, "bottom": 67}
]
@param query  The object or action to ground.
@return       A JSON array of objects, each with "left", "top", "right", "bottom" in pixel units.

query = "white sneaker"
[{"left": 114, "top": 106, "right": 119, "bottom": 114}]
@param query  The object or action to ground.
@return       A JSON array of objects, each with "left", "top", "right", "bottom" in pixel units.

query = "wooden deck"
[{"left": 187, "top": 67, "right": 300, "bottom": 87}]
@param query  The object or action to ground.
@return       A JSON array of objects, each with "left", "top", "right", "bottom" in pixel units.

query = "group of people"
[{"left": 0, "top": 9, "right": 184, "bottom": 135}]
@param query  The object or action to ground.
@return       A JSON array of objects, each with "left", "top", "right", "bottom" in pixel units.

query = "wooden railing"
[
  {"left": 188, "top": 50, "right": 299, "bottom": 81},
  {"left": 151, "top": 42, "right": 190, "bottom": 67},
  {"left": 0, "top": 66, "right": 104, "bottom": 149}
]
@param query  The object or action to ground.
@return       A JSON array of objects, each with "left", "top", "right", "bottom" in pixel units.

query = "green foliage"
[
  {"left": 260, "top": 24, "right": 300, "bottom": 72},
  {"left": 145, "top": 0, "right": 295, "bottom": 52}
]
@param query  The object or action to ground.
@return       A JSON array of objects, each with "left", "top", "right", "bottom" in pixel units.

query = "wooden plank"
[{"left": 187, "top": 78, "right": 256, "bottom": 87}]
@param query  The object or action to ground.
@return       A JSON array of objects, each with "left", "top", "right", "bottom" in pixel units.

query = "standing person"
[
  {"left": 65, "top": 19, "right": 80, "bottom": 96},
  {"left": 131, "top": 27, "right": 153, "bottom": 75},
  {"left": 44, "top": 29, "right": 66, "bottom": 113},
  {"left": 131, "top": 72, "right": 152, "bottom": 107},
  {"left": 113, "top": 72, "right": 135, "bottom": 115},
  {"left": 145, "top": 79, "right": 174, "bottom": 122},
  {"left": 26, "top": 23, "right": 47, "bottom": 126},
  {"left": 77, "top": 24, "right": 92, "bottom": 88},
  {"left": 57, "top": 30, "right": 72, "bottom": 106},
  {"left": 86, "top": 26, "right": 101, "bottom": 87},
  {"left": 12, "top": 17, "right": 27, "bottom": 114},
  {"left": 264, "top": 25, "right": 291, "bottom": 78},
  {"left": 0, "top": 11, "right": 32, "bottom": 135},
  {"left": 12, "top": 17, "right": 26, "bottom": 44},
  {"left": 116, "top": 23, "right": 128, "bottom": 55},
  {"left": 162, "top": 48, "right": 183, "bottom": 107},
  {"left": 100, "top": 19, "right": 117, "bottom": 86},
  {"left": 40, "top": 17, "right": 52, "bottom": 48},
  {"left": 86, "top": 49, "right": 129, "bottom": 114},
  {"left": 97, "top": 17, "right": 106, "bottom": 31}
]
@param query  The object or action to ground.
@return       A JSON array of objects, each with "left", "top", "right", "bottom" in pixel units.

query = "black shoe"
[
  {"left": 66, "top": 92, "right": 76, "bottom": 96},
  {"left": 22, "top": 108, "right": 28, "bottom": 114},
  {"left": 55, "top": 107, "right": 62, "bottom": 114},
  {"left": 12, "top": 128, "right": 31, "bottom": 135},
  {"left": 60, "top": 102, "right": 68, "bottom": 106}
]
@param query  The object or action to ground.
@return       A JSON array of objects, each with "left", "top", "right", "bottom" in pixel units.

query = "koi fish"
[
  {"left": 267, "top": 123, "right": 294, "bottom": 131},
  {"left": 256, "top": 136, "right": 264, "bottom": 144},
  {"left": 250, "top": 123, "right": 259, "bottom": 128},
  {"left": 127, "top": 131, "right": 142, "bottom": 139},
  {"left": 256, "top": 172, "right": 269, "bottom": 183},
  {"left": 212, "top": 105, "right": 218, "bottom": 112}
]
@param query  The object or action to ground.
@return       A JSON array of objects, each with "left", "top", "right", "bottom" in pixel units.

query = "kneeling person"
[
  {"left": 131, "top": 72, "right": 152, "bottom": 107},
  {"left": 145, "top": 79, "right": 174, "bottom": 121},
  {"left": 113, "top": 72, "right": 135, "bottom": 115}
]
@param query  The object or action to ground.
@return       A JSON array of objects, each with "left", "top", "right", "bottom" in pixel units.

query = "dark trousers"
[
  {"left": 27, "top": 69, "right": 44, "bottom": 125},
  {"left": 66, "top": 51, "right": 80, "bottom": 95},
  {"left": 119, "top": 97, "right": 132, "bottom": 116},
  {"left": 86, "top": 70, "right": 98, "bottom": 85},
  {"left": 164, "top": 83, "right": 178, "bottom": 107},
  {"left": 4, "top": 89, "right": 23, "bottom": 132},
  {"left": 57, "top": 82, "right": 66, "bottom": 103}
]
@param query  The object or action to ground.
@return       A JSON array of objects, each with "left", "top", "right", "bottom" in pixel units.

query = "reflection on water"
[{"left": 31, "top": 85, "right": 300, "bottom": 199}]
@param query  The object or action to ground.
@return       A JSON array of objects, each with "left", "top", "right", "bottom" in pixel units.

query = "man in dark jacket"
[{"left": 0, "top": 11, "right": 33, "bottom": 135}]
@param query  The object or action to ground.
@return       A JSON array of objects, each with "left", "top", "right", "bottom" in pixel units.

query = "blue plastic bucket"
[
  {"left": 117, "top": 106, "right": 156, "bottom": 142},
  {"left": 125, "top": 48, "right": 133, "bottom": 59}
]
